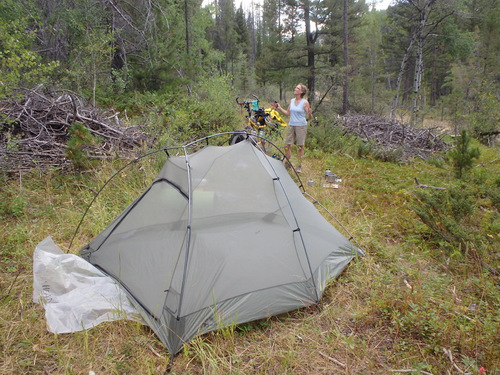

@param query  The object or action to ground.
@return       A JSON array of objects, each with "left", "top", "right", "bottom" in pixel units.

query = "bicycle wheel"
[
  {"left": 229, "top": 131, "right": 248, "bottom": 145},
  {"left": 229, "top": 128, "right": 267, "bottom": 153}
]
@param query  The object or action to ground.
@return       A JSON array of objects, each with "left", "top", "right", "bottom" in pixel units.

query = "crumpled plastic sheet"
[{"left": 33, "top": 236, "right": 143, "bottom": 333}]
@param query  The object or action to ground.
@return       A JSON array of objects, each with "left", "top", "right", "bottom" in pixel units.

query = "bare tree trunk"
[
  {"left": 430, "top": 44, "right": 438, "bottom": 106},
  {"left": 391, "top": 0, "right": 437, "bottom": 119},
  {"left": 248, "top": 9, "right": 257, "bottom": 63},
  {"left": 391, "top": 32, "right": 416, "bottom": 118},
  {"left": 185, "top": 0, "right": 190, "bottom": 56},
  {"left": 304, "top": 0, "right": 316, "bottom": 104},
  {"left": 381, "top": 48, "right": 392, "bottom": 91},
  {"left": 370, "top": 49, "right": 375, "bottom": 115},
  {"left": 342, "top": 0, "right": 349, "bottom": 115},
  {"left": 412, "top": 30, "right": 424, "bottom": 125},
  {"left": 411, "top": 0, "right": 436, "bottom": 125}
]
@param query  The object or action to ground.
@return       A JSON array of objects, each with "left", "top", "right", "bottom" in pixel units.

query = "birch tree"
[
  {"left": 388, "top": 0, "right": 456, "bottom": 123},
  {"left": 390, "top": 0, "right": 437, "bottom": 121}
]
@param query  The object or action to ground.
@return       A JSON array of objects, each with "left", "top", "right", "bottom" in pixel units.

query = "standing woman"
[{"left": 274, "top": 83, "right": 312, "bottom": 172}]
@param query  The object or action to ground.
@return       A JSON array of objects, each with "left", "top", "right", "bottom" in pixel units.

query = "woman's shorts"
[{"left": 285, "top": 125, "right": 308, "bottom": 146}]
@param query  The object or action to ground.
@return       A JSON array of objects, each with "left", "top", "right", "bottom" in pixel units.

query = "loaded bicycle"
[{"left": 229, "top": 95, "right": 287, "bottom": 153}]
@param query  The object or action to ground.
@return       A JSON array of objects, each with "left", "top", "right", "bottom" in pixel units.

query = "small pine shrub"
[
  {"left": 66, "top": 122, "right": 100, "bottom": 169},
  {"left": 370, "top": 147, "right": 404, "bottom": 163},
  {"left": 308, "top": 122, "right": 374, "bottom": 158},
  {"left": 307, "top": 123, "right": 344, "bottom": 153},
  {"left": 426, "top": 156, "right": 445, "bottom": 168},
  {"left": 411, "top": 185, "right": 476, "bottom": 252},
  {"left": 447, "top": 130, "right": 480, "bottom": 179}
]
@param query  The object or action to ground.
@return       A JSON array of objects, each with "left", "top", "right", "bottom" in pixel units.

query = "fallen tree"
[{"left": 0, "top": 86, "right": 148, "bottom": 173}]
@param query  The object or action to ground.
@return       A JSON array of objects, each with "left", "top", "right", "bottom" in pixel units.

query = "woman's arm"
[
  {"left": 274, "top": 102, "right": 290, "bottom": 117},
  {"left": 304, "top": 100, "right": 313, "bottom": 120}
]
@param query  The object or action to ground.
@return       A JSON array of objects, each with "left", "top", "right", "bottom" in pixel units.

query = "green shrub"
[
  {"left": 0, "top": 1, "right": 59, "bottom": 99},
  {"left": 411, "top": 185, "right": 476, "bottom": 252},
  {"left": 117, "top": 76, "right": 240, "bottom": 147},
  {"left": 447, "top": 130, "right": 480, "bottom": 179},
  {"left": 370, "top": 147, "right": 404, "bottom": 163},
  {"left": 308, "top": 122, "right": 375, "bottom": 158},
  {"left": 66, "top": 122, "right": 101, "bottom": 169},
  {"left": 426, "top": 156, "right": 445, "bottom": 168}
]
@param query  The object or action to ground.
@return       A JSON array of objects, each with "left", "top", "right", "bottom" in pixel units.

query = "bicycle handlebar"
[{"left": 236, "top": 95, "right": 259, "bottom": 106}]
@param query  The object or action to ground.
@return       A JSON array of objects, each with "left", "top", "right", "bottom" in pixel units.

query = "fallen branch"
[
  {"left": 147, "top": 344, "right": 163, "bottom": 359},
  {"left": 318, "top": 351, "right": 346, "bottom": 369},
  {"left": 442, "top": 347, "right": 472, "bottom": 374},
  {"left": 1, "top": 268, "right": 23, "bottom": 302},
  {"left": 414, "top": 178, "right": 446, "bottom": 190},
  {"left": 475, "top": 158, "right": 498, "bottom": 167}
]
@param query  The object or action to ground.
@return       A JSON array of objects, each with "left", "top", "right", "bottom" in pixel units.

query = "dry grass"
[{"left": 1, "top": 144, "right": 499, "bottom": 374}]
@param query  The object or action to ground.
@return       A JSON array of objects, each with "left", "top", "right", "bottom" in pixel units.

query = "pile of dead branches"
[
  {"left": 0, "top": 86, "right": 149, "bottom": 173},
  {"left": 339, "top": 114, "right": 450, "bottom": 160}
]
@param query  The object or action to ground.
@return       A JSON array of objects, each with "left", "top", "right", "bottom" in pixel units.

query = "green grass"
[{"left": 0, "top": 141, "right": 498, "bottom": 374}]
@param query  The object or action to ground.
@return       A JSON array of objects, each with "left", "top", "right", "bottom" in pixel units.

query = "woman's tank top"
[{"left": 289, "top": 98, "right": 307, "bottom": 126}]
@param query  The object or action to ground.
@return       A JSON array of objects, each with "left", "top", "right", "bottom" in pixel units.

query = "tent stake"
[{"left": 164, "top": 353, "right": 176, "bottom": 374}]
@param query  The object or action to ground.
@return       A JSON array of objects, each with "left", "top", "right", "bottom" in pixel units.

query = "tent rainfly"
[{"left": 80, "top": 139, "right": 364, "bottom": 355}]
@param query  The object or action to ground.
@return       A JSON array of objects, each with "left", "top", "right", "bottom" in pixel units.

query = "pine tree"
[{"left": 448, "top": 130, "right": 480, "bottom": 179}]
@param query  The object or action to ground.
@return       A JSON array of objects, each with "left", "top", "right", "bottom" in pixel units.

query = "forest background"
[
  {"left": 1, "top": 0, "right": 499, "bottom": 374},
  {"left": 2, "top": 0, "right": 498, "bottom": 135}
]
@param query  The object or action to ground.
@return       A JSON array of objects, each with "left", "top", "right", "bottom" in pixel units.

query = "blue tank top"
[{"left": 289, "top": 98, "right": 307, "bottom": 126}]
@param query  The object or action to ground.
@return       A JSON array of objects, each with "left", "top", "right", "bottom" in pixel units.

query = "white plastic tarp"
[{"left": 33, "top": 236, "right": 142, "bottom": 333}]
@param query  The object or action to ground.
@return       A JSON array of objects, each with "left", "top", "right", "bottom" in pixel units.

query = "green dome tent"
[{"left": 80, "top": 138, "right": 363, "bottom": 356}]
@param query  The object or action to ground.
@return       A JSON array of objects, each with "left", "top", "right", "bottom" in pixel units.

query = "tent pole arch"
[
  {"left": 256, "top": 146, "right": 321, "bottom": 302},
  {"left": 74, "top": 133, "right": 364, "bottom": 356},
  {"left": 68, "top": 144, "right": 190, "bottom": 252},
  {"left": 70, "top": 132, "right": 361, "bottom": 258},
  {"left": 68, "top": 147, "right": 172, "bottom": 251}
]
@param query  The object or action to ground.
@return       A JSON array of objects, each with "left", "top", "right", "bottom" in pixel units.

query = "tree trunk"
[
  {"left": 304, "top": 0, "right": 316, "bottom": 104},
  {"left": 391, "top": 0, "right": 437, "bottom": 119},
  {"left": 391, "top": 31, "right": 416, "bottom": 118},
  {"left": 185, "top": 0, "right": 190, "bottom": 56},
  {"left": 412, "top": 28, "right": 424, "bottom": 125},
  {"left": 370, "top": 48, "right": 375, "bottom": 115},
  {"left": 342, "top": 0, "right": 349, "bottom": 115},
  {"left": 430, "top": 44, "right": 438, "bottom": 106},
  {"left": 412, "top": 0, "right": 436, "bottom": 125},
  {"left": 381, "top": 48, "right": 392, "bottom": 91}
]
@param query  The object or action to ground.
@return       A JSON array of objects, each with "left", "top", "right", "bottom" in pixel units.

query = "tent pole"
[
  {"left": 68, "top": 147, "right": 173, "bottom": 251},
  {"left": 175, "top": 146, "right": 193, "bottom": 319}
]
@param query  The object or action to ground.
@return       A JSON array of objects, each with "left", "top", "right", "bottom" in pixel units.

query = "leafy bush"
[
  {"left": 117, "top": 75, "right": 241, "bottom": 147},
  {"left": 0, "top": 0, "right": 59, "bottom": 99}
]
